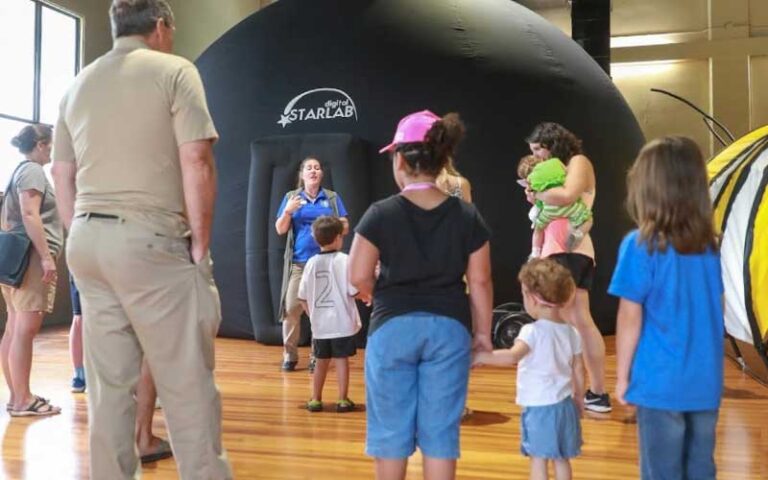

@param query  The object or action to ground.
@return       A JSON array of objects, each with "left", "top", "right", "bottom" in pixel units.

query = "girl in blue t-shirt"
[{"left": 609, "top": 136, "right": 723, "bottom": 480}]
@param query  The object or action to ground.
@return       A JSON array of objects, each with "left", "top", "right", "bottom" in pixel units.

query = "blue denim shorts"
[
  {"left": 520, "top": 396, "right": 583, "bottom": 459},
  {"left": 365, "top": 313, "right": 471, "bottom": 459},
  {"left": 69, "top": 275, "right": 82, "bottom": 316}
]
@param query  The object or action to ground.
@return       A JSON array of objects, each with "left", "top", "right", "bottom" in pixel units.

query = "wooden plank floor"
[{"left": 1, "top": 326, "right": 767, "bottom": 479}]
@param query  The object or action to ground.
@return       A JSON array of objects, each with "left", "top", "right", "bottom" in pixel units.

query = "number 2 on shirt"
[{"left": 314, "top": 270, "right": 335, "bottom": 309}]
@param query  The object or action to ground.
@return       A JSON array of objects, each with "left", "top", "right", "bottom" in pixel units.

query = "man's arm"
[
  {"left": 52, "top": 161, "right": 77, "bottom": 230},
  {"left": 52, "top": 106, "right": 77, "bottom": 231},
  {"left": 180, "top": 139, "right": 216, "bottom": 263}
]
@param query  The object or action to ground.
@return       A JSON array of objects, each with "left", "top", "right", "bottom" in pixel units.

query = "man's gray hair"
[{"left": 110, "top": 0, "right": 174, "bottom": 39}]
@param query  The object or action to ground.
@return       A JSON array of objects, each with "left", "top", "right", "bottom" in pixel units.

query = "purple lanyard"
[{"left": 401, "top": 182, "right": 437, "bottom": 193}]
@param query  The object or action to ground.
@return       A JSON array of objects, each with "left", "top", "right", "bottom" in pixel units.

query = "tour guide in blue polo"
[{"left": 275, "top": 157, "right": 348, "bottom": 371}]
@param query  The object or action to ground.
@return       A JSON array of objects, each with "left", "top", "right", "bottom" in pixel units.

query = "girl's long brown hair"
[{"left": 626, "top": 136, "right": 718, "bottom": 254}]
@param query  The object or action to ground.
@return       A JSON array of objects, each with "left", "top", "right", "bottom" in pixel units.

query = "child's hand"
[
  {"left": 574, "top": 397, "right": 585, "bottom": 417},
  {"left": 355, "top": 292, "right": 372, "bottom": 307},
  {"left": 525, "top": 187, "right": 536, "bottom": 205},
  {"left": 472, "top": 351, "right": 492, "bottom": 368},
  {"left": 615, "top": 378, "right": 629, "bottom": 406}
]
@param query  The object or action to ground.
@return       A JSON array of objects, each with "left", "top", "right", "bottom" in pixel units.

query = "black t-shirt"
[{"left": 355, "top": 194, "right": 490, "bottom": 335}]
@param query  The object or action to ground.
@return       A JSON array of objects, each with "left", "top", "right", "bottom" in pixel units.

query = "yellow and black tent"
[{"left": 708, "top": 125, "right": 768, "bottom": 382}]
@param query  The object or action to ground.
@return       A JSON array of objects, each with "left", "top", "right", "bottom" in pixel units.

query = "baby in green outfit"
[{"left": 517, "top": 155, "right": 592, "bottom": 257}]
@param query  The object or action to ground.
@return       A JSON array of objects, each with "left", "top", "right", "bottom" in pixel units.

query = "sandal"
[
  {"left": 140, "top": 438, "right": 173, "bottom": 464},
  {"left": 10, "top": 396, "right": 61, "bottom": 417},
  {"left": 336, "top": 398, "right": 355, "bottom": 413},
  {"left": 306, "top": 399, "right": 323, "bottom": 412}
]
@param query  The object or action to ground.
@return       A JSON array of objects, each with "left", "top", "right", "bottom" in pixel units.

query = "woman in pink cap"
[{"left": 349, "top": 111, "right": 493, "bottom": 480}]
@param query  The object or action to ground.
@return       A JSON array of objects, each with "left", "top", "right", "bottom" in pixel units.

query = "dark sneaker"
[
  {"left": 306, "top": 399, "right": 323, "bottom": 412},
  {"left": 71, "top": 377, "right": 86, "bottom": 393},
  {"left": 308, "top": 357, "right": 317, "bottom": 374},
  {"left": 281, "top": 361, "right": 297, "bottom": 372},
  {"left": 336, "top": 398, "right": 355, "bottom": 413},
  {"left": 584, "top": 389, "right": 612, "bottom": 413}
]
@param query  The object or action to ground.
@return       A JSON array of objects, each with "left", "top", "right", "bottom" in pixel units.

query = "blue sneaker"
[{"left": 71, "top": 377, "right": 86, "bottom": 393}]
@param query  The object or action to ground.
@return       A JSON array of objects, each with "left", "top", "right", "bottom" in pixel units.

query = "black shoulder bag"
[{"left": 0, "top": 162, "right": 36, "bottom": 288}]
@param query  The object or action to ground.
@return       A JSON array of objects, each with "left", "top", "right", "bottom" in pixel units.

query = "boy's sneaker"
[
  {"left": 71, "top": 377, "right": 86, "bottom": 393},
  {"left": 306, "top": 399, "right": 323, "bottom": 412},
  {"left": 336, "top": 398, "right": 355, "bottom": 413},
  {"left": 584, "top": 389, "right": 612, "bottom": 413}
]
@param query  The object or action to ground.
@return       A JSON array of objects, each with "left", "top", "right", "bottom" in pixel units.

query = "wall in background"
[
  {"left": 166, "top": 0, "right": 274, "bottom": 61},
  {"left": 537, "top": 0, "right": 768, "bottom": 157},
  {"left": 47, "top": 0, "right": 277, "bottom": 66},
  {"left": 53, "top": 0, "right": 112, "bottom": 64}
]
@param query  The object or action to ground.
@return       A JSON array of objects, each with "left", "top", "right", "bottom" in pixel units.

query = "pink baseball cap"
[{"left": 379, "top": 110, "right": 441, "bottom": 154}]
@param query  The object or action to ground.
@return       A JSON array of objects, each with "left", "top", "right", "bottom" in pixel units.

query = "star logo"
[{"left": 277, "top": 114, "right": 292, "bottom": 128}]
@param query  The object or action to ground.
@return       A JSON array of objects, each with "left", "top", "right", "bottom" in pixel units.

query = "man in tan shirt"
[{"left": 52, "top": 1, "right": 232, "bottom": 478}]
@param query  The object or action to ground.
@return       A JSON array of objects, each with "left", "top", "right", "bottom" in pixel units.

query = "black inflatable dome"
[{"left": 196, "top": 0, "right": 644, "bottom": 341}]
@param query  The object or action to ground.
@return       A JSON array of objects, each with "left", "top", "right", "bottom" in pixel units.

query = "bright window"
[{"left": 0, "top": 0, "right": 80, "bottom": 188}]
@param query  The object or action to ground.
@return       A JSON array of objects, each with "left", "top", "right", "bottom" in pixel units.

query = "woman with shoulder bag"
[
  {"left": 0, "top": 124, "right": 64, "bottom": 416},
  {"left": 275, "top": 157, "right": 349, "bottom": 372}
]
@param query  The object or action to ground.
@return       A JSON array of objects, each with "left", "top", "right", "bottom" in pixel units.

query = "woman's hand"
[
  {"left": 566, "top": 221, "right": 589, "bottom": 251},
  {"left": 40, "top": 255, "right": 57, "bottom": 285},
  {"left": 472, "top": 332, "right": 493, "bottom": 354},
  {"left": 354, "top": 291, "right": 372, "bottom": 307},
  {"left": 284, "top": 195, "right": 303, "bottom": 215}
]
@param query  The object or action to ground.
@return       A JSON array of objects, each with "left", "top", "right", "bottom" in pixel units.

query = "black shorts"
[
  {"left": 313, "top": 334, "right": 357, "bottom": 359},
  {"left": 548, "top": 253, "right": 595, "bottom": 290}
]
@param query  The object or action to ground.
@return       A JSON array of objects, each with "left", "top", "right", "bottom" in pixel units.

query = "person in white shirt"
[
  {"left": 298, "top": 216, "right": 361, "bottom": 413},
  {"left": 474, "top": 258, "right": 584, "bottom": 480}
]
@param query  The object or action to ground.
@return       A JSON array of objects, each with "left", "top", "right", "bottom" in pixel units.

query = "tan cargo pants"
[
  {"left": 67, "top": 214, "right": 232, "bottom": 480},
  {"left": 282, "top": 263, "right": 305, "bottom": 362}
]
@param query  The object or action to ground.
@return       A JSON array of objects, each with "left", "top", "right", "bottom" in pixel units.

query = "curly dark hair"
[
  {"left": 394, "top": 113, "right": 466, "bottom": 177},
  {"left": 525, "top": 122, "right": 583, "bottom": 162}
]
